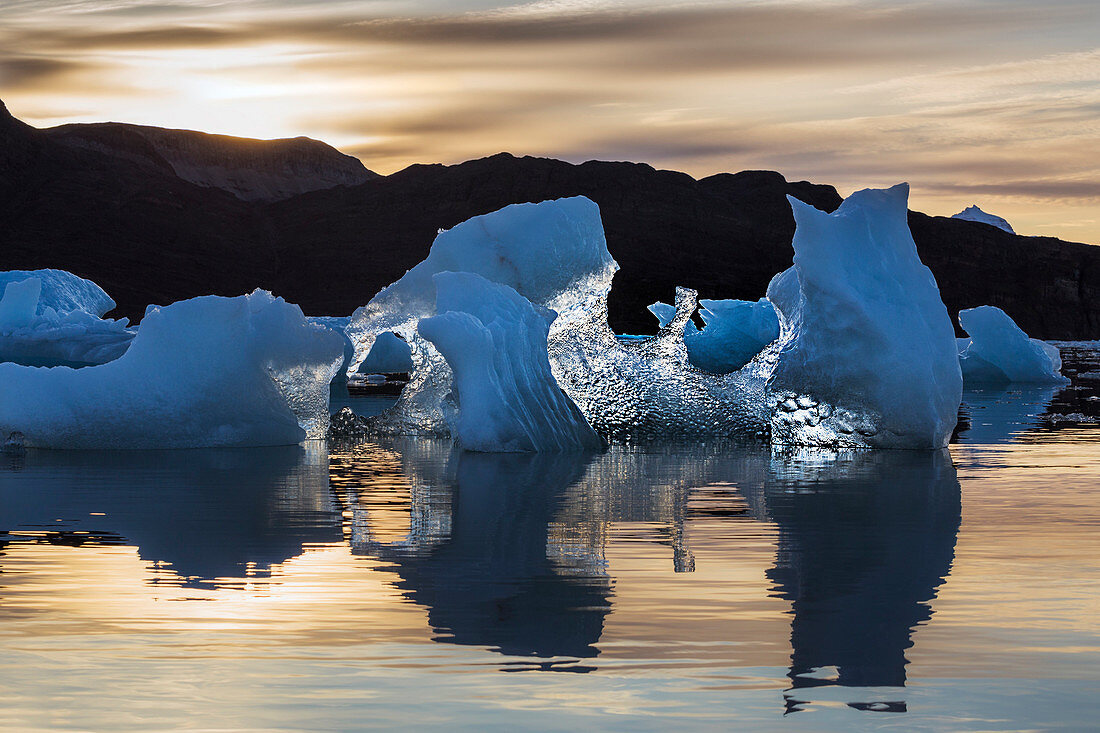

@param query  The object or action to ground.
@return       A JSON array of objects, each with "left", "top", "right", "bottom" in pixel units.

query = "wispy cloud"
[{"left": 1, "top": 0, "right": 1098, "bottom": 241}]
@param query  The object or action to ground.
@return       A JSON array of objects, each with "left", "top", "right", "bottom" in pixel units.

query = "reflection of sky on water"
[{"left": 0, "top": 344, "right": 1096, "bottom": 728}]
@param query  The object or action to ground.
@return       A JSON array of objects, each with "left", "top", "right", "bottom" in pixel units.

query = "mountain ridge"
[
  {"left": 43, "top": 121, "right": 377, "bottom": 202},
  {"left": 1, "top": 102, "right": 1097, "bottom": 339}
]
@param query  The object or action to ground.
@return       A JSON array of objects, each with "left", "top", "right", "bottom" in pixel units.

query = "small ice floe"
[{"left": 957, "top": 306, "right": 1068, "bottom": 385}]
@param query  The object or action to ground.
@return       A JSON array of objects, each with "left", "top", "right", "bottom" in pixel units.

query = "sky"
[{"left": 1, "top": 0, "right": 1098, "bottom": 243}]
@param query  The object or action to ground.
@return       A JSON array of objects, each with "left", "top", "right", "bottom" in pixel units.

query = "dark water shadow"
[
  {"left": 953, "top": 385, "right": 1060, "bottom": 443},
  {"left": 953, "top": 344, "right": 1100, "bottom": 442},
  {"left": 0, "top": 444, "right": 340, "bottom": 586},
  {"left": 745, "top": 448, "right": 961, "bottom": 713}
]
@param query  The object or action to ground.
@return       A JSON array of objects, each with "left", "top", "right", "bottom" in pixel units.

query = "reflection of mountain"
[
  {"left": 750, "top": 448, "right": 961, "bottom": 713},
  {"left": 353, "top": 450, "right": 609, "bottom": 661},
  {"left": 0, "top": 445, "right": 339, "bottom": 585}
]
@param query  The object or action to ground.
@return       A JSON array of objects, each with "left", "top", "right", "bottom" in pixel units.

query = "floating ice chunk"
[
  {"left": 647, "top": 301, "right": 677, "bottom": 329},
  {"left": 951, "top": 205, "right": 1014, "bottom": 234},
  {"left": 346, "top": 196, "right": 617, "bottom": 434},
  {"left": 649, "top": 297, "right": 779, "bottom": 374},
  {"left": 418, "top": 272, "right": 603, "bottom": 452},
  {"left": 957, "top": 306, "right": 1067, "bottom": 384},
  {"left": 0, "top": 290, "right": 344, "bottom": 448},
  {"left": 359, "top": 331, "right": 413, "bottom": 374},
  {"left": 1, "top": 275, "right": 135, "bottom": 368},
  {"left": 763, "top": 184, "right": 963, "bottom": 449},
  {"left": 689, "top": 298, "right": 779, "bottom": 374},
  {"left": 0, "top": 269, "right": 116, "bottom": 317}
]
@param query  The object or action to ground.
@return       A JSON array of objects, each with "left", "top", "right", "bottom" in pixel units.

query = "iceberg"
[
  {"left": 0, "top": 268, "right": 117, "bottom": 318},
  {"left": 346, "top": 196, "right": 618, "bottom": 435},
  {"left": 762, "top": 184, "right": 963, "bottom": 449},
  {"left": 346, "top": 195, "right": 614, "bottom": 376},
  {"left": 347, "top": 196, "right": 767, "bottom": 442},
  {"left": 418, "top": 272, "right": 603, "bottom": 452},
  {"left": 1, "top": 273, "right": 135, "bottom": 368},
  {"left": 951, "top": 205, "right": 1014, "bottom": 234},
  {"left": 0, "top": 290, "right": 345, "bottom": 448},
  {"left": 957, "top": 305, "right": 1067, "bottom": 384},
  {"left": 348, "top": 187, "right": 960, "bottom": 449},
  {"left": 649, "top": 297, "right": 780, "bottom": 374}
]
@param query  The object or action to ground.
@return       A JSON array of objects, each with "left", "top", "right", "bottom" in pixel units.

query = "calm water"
[{"left": 1, "top": 348, "right": 1098, "bottom": 731}]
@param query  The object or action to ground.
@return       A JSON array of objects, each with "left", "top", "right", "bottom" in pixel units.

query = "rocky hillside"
[{"left": 2, "top": 100, "right": 1097, "bottom": 339}]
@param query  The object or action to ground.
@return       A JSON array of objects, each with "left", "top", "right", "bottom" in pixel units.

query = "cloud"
[
  {"left": 0, "top": 0, "right": 1097, "bottom": 240},
  {"left": 0, "top": 56, "right": 82, "bottom": 89}
]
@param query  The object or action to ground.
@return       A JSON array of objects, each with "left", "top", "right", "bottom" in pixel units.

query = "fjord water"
[{"left": 2, "top": 350, "right": 1098, "bottom": 731}]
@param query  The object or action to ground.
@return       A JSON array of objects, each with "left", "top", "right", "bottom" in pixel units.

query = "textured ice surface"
[
  {"left": 951, "top": 205, "right": 1014, "bottom": 234},
  {"left": 762, "top": 184, "right": 962, "bottom": 449},
  {"left": 347, "top": 197, "right": 768, "bottom": 442},
  {"left": 359, "top": 331, "right": 413, "bottom": 374},
  {"left": 647, "top": 301, "right": 677, "bottom": 328},
  {"left": 308, "top": 316, "right": 354, "bottom": 380},
  {"left": 0, "top": 290, "right": 344, "bottom": 448},
  {"left": 347, "top": 188, "right": 959, "bottom": 449},
  {"left": 550, "top": 284, "right": 770, "bottom": 440},
  {"left": 1, "top": 274, "right": 135, "bottom": 368},
  {"left": 650, "top": 297, "right": 779, "bottom": 374},
  {"left": 418, "top": 272, "right": 603, "bottom": 452},
  {"left": 346, "top": 196, "right": 618, "bottom": 435},
  {"left": 957, "top": 305, "right": 1067, "bottom": 384},
  {"left": 0, "top": 269, "right": 116, "bottom": 318}
]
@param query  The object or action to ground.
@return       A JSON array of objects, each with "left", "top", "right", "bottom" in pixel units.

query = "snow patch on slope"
[{"left": 951, "top": 205, "right": 1014, "bottom": 234}]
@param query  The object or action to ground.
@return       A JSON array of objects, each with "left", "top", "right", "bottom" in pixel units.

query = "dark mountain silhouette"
[
  {"left": 1, "top": 100, "right": 1097, "bottom": 338},
  {"left": 45, "top": 121, "right": 376, "bottom": 202}
]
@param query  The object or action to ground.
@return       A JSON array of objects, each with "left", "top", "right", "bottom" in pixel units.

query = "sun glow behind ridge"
[{"left": 1, "top": 0, "right": 1098, "bottom": 241}]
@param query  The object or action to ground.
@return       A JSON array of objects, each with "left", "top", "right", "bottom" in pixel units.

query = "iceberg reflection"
[
  {"left": 0, "top": 444, "right": 339, "bottom": 586},
  {"left": 749, "top": 448, "right": 961, "bottom": 713},
  {"left": 2, "top": 437, "right": 963, "bottom": 699},
  {"left": 345, "top": 438, "right": 961, "bottom": 693},
  {"left": 350, "top": 446, "right": 610, "bottom": 662}
]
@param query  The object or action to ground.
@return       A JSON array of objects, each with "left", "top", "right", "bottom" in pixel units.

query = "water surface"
[{"left": 1, "top": 347, "right": 1097, "bottom": 731}]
